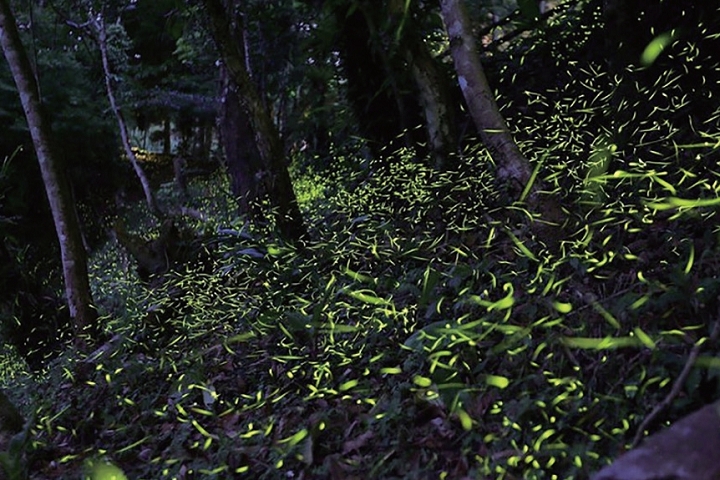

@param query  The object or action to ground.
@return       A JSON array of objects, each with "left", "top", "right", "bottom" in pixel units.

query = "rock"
[{"left": 592, "top": 401, "right": 720, "bottom": 480}]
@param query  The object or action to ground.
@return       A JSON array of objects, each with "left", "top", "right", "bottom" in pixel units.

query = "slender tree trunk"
[
  {"left": 440, "top": 0, "right": 533, "bottom": 191},
  {"left": 198, "top": 121, "right": 213, "bottom": 163},
  {"left": 0, "top": 0, "right": 97, "bottom": 340},
  {"left": 173, "top": 156, "right": 188, "bottom": 199},
  {"left": 162, "top": 116, "right": 172, "bottom": 156},
  {"left": 92, "top": 13, "right": 160, "bottom": 216},
  {"left": 202, "top": 0, "right": 305, "bottom": 241}
]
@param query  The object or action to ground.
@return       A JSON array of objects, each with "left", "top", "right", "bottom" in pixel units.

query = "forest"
[{"left": 1, "top": 0, "right": 719, "bottom": 478}]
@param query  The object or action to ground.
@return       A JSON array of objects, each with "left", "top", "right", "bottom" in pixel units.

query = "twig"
[
  {"left": 631, "top": 315, "right": 720, "bottom": 448},
  {"left": 479, "top": 0, "right": 579, "bottom": 52}
]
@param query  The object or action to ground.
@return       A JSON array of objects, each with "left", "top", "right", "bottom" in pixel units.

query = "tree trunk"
[
  {"left": 162, "top": 116, "right": 172, "bottom": 156},
  {"left": 332, "top": 2, "right": 419, "bottom": 158},
  {"left": 198, "top": 121, "right": 213, "bottom": 164},
  {"left": 202, "top": 0, "right": 305, "bottom": 241},
  {"left": 407, "top": 45, "right": 457, "bottom": 169},
  {"left": 0, "top": 0, "right": 98, "bottom": 340},
  {"left": 219, "top": 65, "right": 265, "bottom": 215},
  {"left": 394, "top": 4, "right": 458, "bottom": 169},
  {"left": 92, "top": 13, "right": 161, "bottom": 217},
  {"left": 440, "top": 0, "right": 533, "bottom": 192},
  {"left": 173, "top": 156, "right": 188, "bottom": 199},
  {"left": 357, "top": 5, "right": 415, "bottom": 153}
]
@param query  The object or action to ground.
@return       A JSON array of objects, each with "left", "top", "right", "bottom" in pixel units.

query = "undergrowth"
[{"left": 14, "top": 115, "right": 720, "bottom": 478}]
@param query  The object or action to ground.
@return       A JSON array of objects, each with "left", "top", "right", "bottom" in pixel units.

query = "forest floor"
[
  {"left": 3, "top": 55, "right": 720, "bottom": 480},
  {"left": 5, "top": 130, "right": 720, "bottom": 479}
]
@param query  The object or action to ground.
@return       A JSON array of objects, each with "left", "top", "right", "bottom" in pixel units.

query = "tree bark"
[
  {"left": 215, "top": 9, "right": 264, "bottom": 215},
  {"left": 394, "top": 5, "right": 457, "bottom": 169},
  {"left": 0, "top": 0, "right": 97, "bottom": 340},
  {"left": 202, "top": 0, "right": 305, "bottom": 241},
  {"left": 162, "top": 116, "right": 172, "bottom": 156},
  {"left": 440, "top": 0, "right": 533, "bottom": 191},
  {"left": 219, "top": 64, "right": 265, "bottom": 215},
  {"left": 173, "top": 155, "right": 188, "bottom": 199},
  {"left": 92, "top": 13, "right": 161, "bottom": 216},
  {"left": 407, "top": 44, "right": 457, "bottom": 169},
  {"left": 332, "top": 2, "right": 419, "bottom": 158}
]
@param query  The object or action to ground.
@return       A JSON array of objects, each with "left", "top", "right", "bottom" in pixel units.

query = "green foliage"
[{"left": 104, "top": 22, "right": 133, "bottom": 76}]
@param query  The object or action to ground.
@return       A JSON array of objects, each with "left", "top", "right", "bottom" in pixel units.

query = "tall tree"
[
  {"left": 202, "top": 0, "right": 305, "bottom": 240},
  {"left": 330, "top": 0, "right": 420, "bottom": 157},
  {"left": 389, "top": 1, "right": 458, "bottom": 168},
  {"left": 220, "top": 66, "right": 266, "bottom": 215},
  {"left": 90, "top": 12, "right": 161, "bottom": 216},
  {"left": 0, "top": 0, "right": 97, "bottom": 340},
  {"left": 440, "top": 0, "right": 533, "bottom": 194},
  {"left": 216, "top": 7, "right": 265, "bottom": 215}
]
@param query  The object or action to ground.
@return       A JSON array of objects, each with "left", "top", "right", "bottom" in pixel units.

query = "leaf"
[
  {"left": 553, "top": 301, "right": 573, "bottom": 314},
  {"left": 694, "top": 356, "right": 720, "bottom": 369},
  {"left": 419, "top": 266, "right": 441, "bottom": 309},
  {"left": 267, "top": 245, "right": 287, "bottom": 256},
  {"left": 633, "top": 328, "right": 656, "bottom": 349},
  {"left": 284, "top": 311, "right": 314, "bottom": 332},
  {"left": 380, "top": 366, "right": 402, "bottom": 375},
  {"left": 278, "top": 428, "right": 308, "bottom": 446},
  {"left": 505, "top": 231, "right": 538, "bottom": 262},
  {"left": 191, "top": 419, "right": 217, "bottom": 439},
  {"left": 684, "top": 244, "right": 695, "bottom": 274},
  {"left": 591, "top": 301, "right": 620, "bottom": 329},
  {"left": 519, "top": 154, "right": 545, "bottom": 202},
  {"left": 344, "top": 268, "right": 376, "bottom": 285},
  {"left": 490, "top": 283, "right": 515, "bottom": 311},
  {"left": 224, "top": 332, "right": 256, "bottom": 344},
  {"left": 645, "top": 197, "right": 720, "bottom": 211}
]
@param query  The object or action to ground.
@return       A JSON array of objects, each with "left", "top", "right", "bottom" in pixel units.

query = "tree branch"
[{"left": 631, "top": 315, "right": 720, "bottom": 448}]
